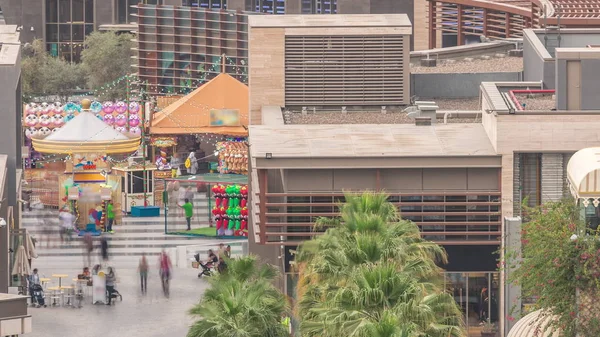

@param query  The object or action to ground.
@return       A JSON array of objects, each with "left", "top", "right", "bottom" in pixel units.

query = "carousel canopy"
[
  {"left": 32, "top": 110, "right": 141, "bottom": 154},
  {"left": 567, "top": 147, "right": 600, "bottom": 204},
  {"left": 150, "top": 73, "right": 249, "bottom": 136},
  {"left": 507, "top": 310, "right": 559, "bottom": 337}
]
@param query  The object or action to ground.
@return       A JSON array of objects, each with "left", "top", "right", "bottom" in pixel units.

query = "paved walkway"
[{"left": 27, "top": 267, "right": 208, "bottom": 337}]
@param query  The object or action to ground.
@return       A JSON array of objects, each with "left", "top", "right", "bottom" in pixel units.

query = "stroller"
[
  {"left": 194, "top": 253, "right": 213, "bottom": 278},
  {"left": 31, "top": 284, "right": 46, "bottom": 308}
]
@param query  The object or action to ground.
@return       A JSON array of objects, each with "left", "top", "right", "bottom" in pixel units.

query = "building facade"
[
  {"left": 0, "top": 0, "right": 173, "bottom": 61},
  {"left": 0, "top": 25, "right": 22, "bottom": 293},
  {"left": 248, "top": 14, "right": 412, "bottom": 123},
  {"left": 427, "top": 0, "right": 600, "bottom": 49},
  {"left": 134, "top": 4, "right": 249, "bottom": 94}
]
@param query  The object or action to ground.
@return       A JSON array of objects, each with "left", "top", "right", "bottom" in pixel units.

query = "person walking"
[
  {"left": 100, "top": 236, "right": 109, "bottom": 262},
  {"left": 179, "top": 198, "right": 193, "bottom": 231},
  {"left": 105, "top": 267, "right": 116, "bottom": 305},
  {"left": 28, "top": 268, "right": 40, "bottom": 306},
  {"left": 225, "top": 245, "right": 232, "bottom": 259},
  {"left": 106, "top": 201, "right": 115, "bottom": 233},
  {"left": 83, "top": 232, "right": 93, "bottom": 268},
  {"left": 158, "top": 250, "right": 172, "bottom": 298},
  {"left": 138, "top": 253, "right": 149, "bottom": 295}
]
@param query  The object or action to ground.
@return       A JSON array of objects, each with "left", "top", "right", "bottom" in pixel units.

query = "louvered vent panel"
[
  {"left": 541, "top": 153, "right": 564, "bottom": 203},
  {"left": 284, "top": 35, "right": 405, "bottom": 106}
]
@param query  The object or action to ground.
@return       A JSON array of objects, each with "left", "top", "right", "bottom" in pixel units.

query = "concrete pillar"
[
  {"left": 502, "top": 216, "right": 522, "bottom": 336},
  {"left": 502, "top": 154, "right": 514, "bottom": 219},
  {"left": 284, "top": 0, "right": 302, "bottom": 14}
]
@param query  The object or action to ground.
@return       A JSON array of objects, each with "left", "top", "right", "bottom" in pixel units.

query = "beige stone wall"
[
  {"left": 413, "top": 0, "right": 428, "bottom": 51},
  {"left": 248, "top": 27, "right": 285, "bottom": 125},
  {"left": 495, "top": 114, "right": 600, "bottom": 154}
]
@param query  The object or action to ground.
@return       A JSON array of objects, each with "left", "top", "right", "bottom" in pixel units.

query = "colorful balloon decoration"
[
  {"left": 25, "top": 127, "right": 38, "bottom": 138},
  {"left": 25, "top": 114, "right": 38, "bottom": 127},
  {"left": 115, "top": 114, "right": 127, "bottom": 127},
  {"left": 128, "top": 114, "right": 140, "bottom": 127},
  {"left": 115, "top": 101, "right": 127, "bottom": 114},
  {"left": 90, "top": 101, "right": 103, "bottom": 114},
  {"left": 50, "top": 115, "right": 65, "bottom": 126},
  {"left": 52, "top": 128, "right": 60, "bottom": 133},
  {"left": 95, "top": 114, "right": 104, "bottom": 121},
  {"left": 128, "top": 102, "right": 140, "bottom": 113},
  {"left": 25, "top": 103, "right": 38, "bottom": 115},
  {"left": 39, "top": 114, "right": 51, "bottom": 126},
  {"left": 64, "top": 114, "right": 75, "bottom": 123},
  {"left": 115, "top": 126, "right": 127, "bottom": 133},
  {"left": 102, "top": 101, "right": 114, "bottom": 114},
  {"left": 129, "top": 126, "right": 141, "bottom": 136},
  {"left": 103, "top": 114, "right": 115, "bottom": 125},
  {"left": 211, "top": 184, "right": 248, "bottom": 237},
  {"left": 52, "top": 102, "right": 63, "bottom": 114},
  {"left": 39, "top": 127, "right": 51, "bottom": 136},
  {"left": 64, "top": 102, "right": 81, "bottom": 114}
]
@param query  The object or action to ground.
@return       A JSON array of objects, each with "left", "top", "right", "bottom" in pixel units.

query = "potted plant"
[{"left": 481, "top": 321, "right": 497, "bottom": 337}]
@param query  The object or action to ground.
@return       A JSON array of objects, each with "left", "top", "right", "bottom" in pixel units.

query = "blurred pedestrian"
[
  {"left": 59, "top": 208, "right": 75, "bottom": 244},
  {"left": 83, "top": 232, "right": 93, "bottom": 268},
  {"left": 106, "top": 201, "right": 115, "bottom": 233},
  {"left": 100, "top": 236, "right": 109, "bottom": 262},
  {"left": 106, "top": 267, "right": 116, "bottom": 305},
  {"left": 225, "top": 245, "right": 232, "bottom": 259},
  {"left": 179, "top": 198, "right": 193, "bottom": 231},
  {"left": 138, "top": 253, "right": 149, "bottom": 295},
  {"left": 158, "top": 250, "right": 172, "bottom": 298}
]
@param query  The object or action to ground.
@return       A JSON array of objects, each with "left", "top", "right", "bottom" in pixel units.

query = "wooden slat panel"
[{"left": 284, "top": 35, "right": 406, "bottom": 106}]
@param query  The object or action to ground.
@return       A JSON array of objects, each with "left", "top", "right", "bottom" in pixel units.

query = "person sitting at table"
[{"left": 78, "top": 267, "right": 91, "bottom": 280}]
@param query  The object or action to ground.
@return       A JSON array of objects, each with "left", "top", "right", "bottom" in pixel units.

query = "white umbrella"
[
  {"left": 11, "top": 246, "right": 31, "bottom": 277},
  {"left": 25, "top": 232, "right": 37, "bottom": 259}
]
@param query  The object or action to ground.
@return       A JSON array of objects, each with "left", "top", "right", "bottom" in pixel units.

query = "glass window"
[
  {"left": 60, "top": 44, "right": 72, "bottom": 62},
  {"left": 72, "top": 0, "right": 84, "bottom": 22},
  {"left": 46, "top": 0, "right": 59, "bottom": 23},
  {"left": 59, "top": 24, "right": 71, "bottom": 41},
  {"left": 72, "top": 24, "right": 84, "bottom": 41},
  {"left": 59, "top": 0, "right": 71, "bottom": 23},
  {"left": 47, "top": 43, "right": 59, "bottom": 57},
  {"left": 118, "top": 0, "right": 128, "bottom": 24},
  {"left": 85, "top": 24, "right": 94, "bottom": 36},
  {"left": 85, "top": 0, "right": 94, "bottom": 23},
  {"left": 46, "top": 24, "right": 59, "bottom": 42}
]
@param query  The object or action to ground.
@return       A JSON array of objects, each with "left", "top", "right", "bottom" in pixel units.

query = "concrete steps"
[{"left": 20, "top": 207, "right": 247, "bottom": 271}]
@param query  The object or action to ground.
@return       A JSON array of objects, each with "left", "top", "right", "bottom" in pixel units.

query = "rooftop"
[
  {"left": 411, "top": 56, "right": 523, "bottom": 74},
  {"left": 249, "top": 123, "right": 496, "bottom": 158},
  {"left": 248, "top": 14, "right": 412, "bottom": 28}
]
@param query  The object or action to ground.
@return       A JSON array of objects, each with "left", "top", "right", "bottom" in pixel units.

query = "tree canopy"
[
  {"left": 187, "top": 255, "right": 289, "bottom": 337},
  {"left": 81, "top": 31, "right": 135, "bottom": 101},
  {"left": 506, "top": 201, "right": 600, "bottom": 337},
  {"left": 21, "top": 39, "right": 85, "bottom": 102},
  {"left": 295, "top": 192, "right": 465, "bottom": 337}
]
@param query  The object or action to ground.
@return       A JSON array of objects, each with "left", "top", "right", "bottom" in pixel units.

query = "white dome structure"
[{"left": 507, "top": 310, "right": 560, "bottom": 337}]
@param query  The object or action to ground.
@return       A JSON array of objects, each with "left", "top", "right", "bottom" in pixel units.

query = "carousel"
[{"left": 31, "top": 99, "right": 141, "bottom": 231}]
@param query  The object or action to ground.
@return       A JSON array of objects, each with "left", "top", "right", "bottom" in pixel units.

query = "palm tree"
[
  {"left": 187, "top": 255, "right": 289, "bottom": 337},
  {"left": 295, "top": 192, "right": 465, "bottom": 337}
]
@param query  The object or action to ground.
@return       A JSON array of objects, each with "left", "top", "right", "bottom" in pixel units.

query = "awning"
[
  {"left": 150, "top": 73, "right": 249, "bottom": 136},
  {"left": 567, "top": 147, "right": 600, "bottom": 206},
  {"left": 507, "top": 310, "right": 559, "bottom": 337}
]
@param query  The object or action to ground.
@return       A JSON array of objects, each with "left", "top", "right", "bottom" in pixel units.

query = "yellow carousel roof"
[{"left": 32, "top": 110, "right": 140, "bottom": 154}]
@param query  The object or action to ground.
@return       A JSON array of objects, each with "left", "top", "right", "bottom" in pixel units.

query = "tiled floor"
[{"left": 27, "top": 267, "right": 208, "bottom": 337}]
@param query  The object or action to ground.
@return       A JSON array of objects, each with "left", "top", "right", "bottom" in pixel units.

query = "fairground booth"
[
  {"left": 30, "top": 99, "right": 141, "bottom": 234},
  {"left": 149, "top": 73, "right": 249, "bottom": 237}
]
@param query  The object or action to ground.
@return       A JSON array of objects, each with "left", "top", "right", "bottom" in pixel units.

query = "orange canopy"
[{"left": 150, "top": 73, "right": 249, "bottom": 136}]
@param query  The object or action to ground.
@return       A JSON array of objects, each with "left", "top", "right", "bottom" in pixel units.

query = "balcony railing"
[{"left": 254, "top": 191, "right": 502, "bottom": 245}]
